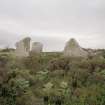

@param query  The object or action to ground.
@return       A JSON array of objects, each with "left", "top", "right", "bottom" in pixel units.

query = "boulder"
[
  {"left": 63, "top": 38, "right": 88, "bottom": 57},
  {"left": 31, "top": 42, "right": 43, "bottom": 54}
]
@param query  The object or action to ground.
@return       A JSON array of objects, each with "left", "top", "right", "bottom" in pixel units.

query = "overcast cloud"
[{"left": 0, "top": 0, "right": 105, "bottom": 51}]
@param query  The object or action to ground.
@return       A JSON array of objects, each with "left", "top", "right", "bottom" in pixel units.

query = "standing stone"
[
  {"left": 63, "top": 38, "right": 88, "bottom": 57},
  {"left": 15, "top": 37, "right": 31, "bottom": 57},
  {"left": 31, "top": 42, "right": 43, "bottom": 54}
]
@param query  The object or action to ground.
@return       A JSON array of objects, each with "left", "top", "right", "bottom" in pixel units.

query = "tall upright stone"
[
  {"left": 31, "top": 42, "right": 43, "bottom": 54},
  {"left": 15, "top": 37, "right": 31, "bottom": 57},
  {"left": 64, "top": 38, "right": 88, "bottom": 57}
]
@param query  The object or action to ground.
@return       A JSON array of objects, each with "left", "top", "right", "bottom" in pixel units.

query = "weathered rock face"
[
  {"left": 63, "top": 38, "right": 88, "bottom": 57},
  {"left": 31, "top": 42, "right": 43, "bottom": 54},
  {"left": 15, "top": 37, "right": 31, "bottom": 57}
]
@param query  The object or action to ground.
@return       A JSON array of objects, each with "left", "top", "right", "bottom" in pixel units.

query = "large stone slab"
[{"left": 15, "top": 37, "right": 31, "bottom": 57}]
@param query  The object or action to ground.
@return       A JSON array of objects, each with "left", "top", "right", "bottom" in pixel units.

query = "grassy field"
[{"left": 0, "top": 49, "right": 105, "bottom": 105}]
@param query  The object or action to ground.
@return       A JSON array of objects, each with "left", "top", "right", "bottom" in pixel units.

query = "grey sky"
[{"left": 0, "top": 0, "right": 105, "bottom": 51}]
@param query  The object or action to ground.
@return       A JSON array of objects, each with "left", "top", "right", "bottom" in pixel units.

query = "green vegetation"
[{"left": 0, "top": 50, "right": 105, "bottom": 105}]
